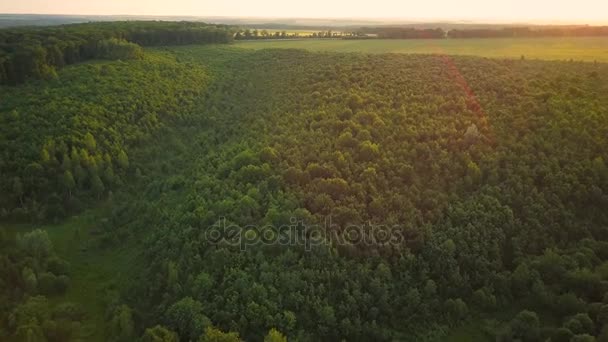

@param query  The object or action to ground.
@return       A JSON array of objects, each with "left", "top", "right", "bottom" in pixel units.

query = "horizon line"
[{"left": 1, "top": 12, "right": 607, "bottom": 26}]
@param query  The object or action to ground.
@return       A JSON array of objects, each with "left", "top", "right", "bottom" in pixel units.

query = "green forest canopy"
[
  {"left": 1, "top": 22, "right": 608, "bottom": 342},
  {"left": 0, "top": 21, "right": 233, "bottom": 85}
]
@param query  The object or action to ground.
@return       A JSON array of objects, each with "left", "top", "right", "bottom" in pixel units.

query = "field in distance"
[
  {"left": 253, "top": 28, "right": 345, "bottom": 36},
  {"left": 235, "top": 36, "right": 608, "bottom": 62}
]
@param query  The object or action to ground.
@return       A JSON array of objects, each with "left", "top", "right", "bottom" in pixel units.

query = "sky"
[{"left": 1, "top": 0, "right": 607, "bottom": 24}]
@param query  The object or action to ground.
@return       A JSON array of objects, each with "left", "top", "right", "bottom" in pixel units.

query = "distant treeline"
[
  {"left": 234, "top": 28, "right": 364, "bottom": 40},
  {"left": 448, "top": 26, "right": 608, "bottom": 38},
  {"left": 366, "top": 26, "right": 608, "bottom": 39},
  {"left": 235, "top": 25, "right": 608, "bottom": 41},
  {"left": 369, "top": 27, "right": 445, "bottom": 39},
  {"left": 0, "top": 21, "right": 233, "bottom": 85}
]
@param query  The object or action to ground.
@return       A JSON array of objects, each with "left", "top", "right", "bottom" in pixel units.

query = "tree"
[
  {"left": 552, "top": 327, "right": 574, "bottom": 342},
  {"left": 22, "top": 267, "right": 38, "bottom": 293},
  {"left": 62, "top": 171, "right": 76, "bottom": 197},
  {"left": 103, "top": 166, "right": 116, "bottom": 186},
  {"left": 10, "top": 296, "right": 50, "bottom": 334},
  {"left": 109, "top": 305, "right": 135, "bottom": 342},
  {"left": 164, "top": 297, "right": 210, "bottom": 342},
  {"left": 40, "top": 147, "right": 51, "bottom": 164},
  {"left": 192, "top": 272, "right": 214, "bottom": 299},
  {"left": 598, "top": 304, "right": 608, "bottom": 326},
  {"left": 12, "top": 177, "right": 24, "bottom": 206},
  {"left": 61, "top": 153, "right": 72, "bottom": 171},
  {"left": 264, "top": 328, "right": 287, "bottom": 342},
  {"left": 18, "top": 229, "right": 53, "bottom": 261},
  {"left": 511, "top": 310, "right": 540, "bottom": 342},
  {"left": 463, "top": 123, "right": 480, "bottom": 145},
  {"left": 466, "top": 161, "right": 481, "bottom": 183},
  {"left": 472, "top": 287, "right": 497, "bottom": 310},
  {"left": 91, "top": 175, "right": 105, "bottom": 198},
  {"left": 166, "top": 261, "right": 179, "bottom": 293},
  {"left": 570, "top": 334, "right": 596, "bottom": 342},
  {"left": 423, "top": 279, "right": 437, "bottom": 297},
  {"left": 117, "top": 150, "right": 129, "bottom": 169},
  {"left": 445, "top": 298, "right": 468, "bottom": 320},
  {"left": 84, "top": 132, "right": 97, "bottom": 152},
  {"left": 142, "top": 325, "right": 179, "bottom": 342},
  {"left": 97, "top": 38, "right": 144, "bottom": 60},
  {"left": 599, "top": 325, "right": 608, "bottom": 342},
  {"left": 359, "top": 141, "right": 380, "bottom": 161},
  {"left": 200, "top": 327, "right": 242, "bottom": 342},
  {"left": 565, "top": 313, "right": 595, "bottom": 335},
  {"left": 14, "top": 323, "right": 46, "bottom": 342}
]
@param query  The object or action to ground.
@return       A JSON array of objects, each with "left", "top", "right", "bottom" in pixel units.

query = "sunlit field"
[
  {"left": 235, "top": 36, "right": 608, "bottom": 62},
  {"left": 254, "top": 28, "right": 344, "bottom": 36}
]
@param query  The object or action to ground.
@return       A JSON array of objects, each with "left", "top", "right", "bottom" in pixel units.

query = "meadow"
[{"left": 235, "top": 36, "right": 608, "bottom": 62}]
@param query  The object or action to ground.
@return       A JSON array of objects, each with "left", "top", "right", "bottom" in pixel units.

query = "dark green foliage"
[
  {"left": 376, "top": 27, "right": 445, "bottom": 39},
  {"left": 264, "top": 328, "right": 287, "bottom": 342},
  {"left": 511, "top": 310, "right": 540, "bottom": 342},
  {"left": 2, "top": 43, "right": 608, "bottom": 342},
  {"left": 448, "top": 26, "right": 608, "bottom": 38},
  {"left": 571, "top": 334, "right": 597, "bottom": 342},
  {"left": 200, "top": 327, "right": 242, "bottom": 342},
  {"left": 97, "top": 38, "right": 144, "bottom": 60},
  {"left": 109, "top": 49, "right": 608, "bottom": 341},
  {"left": 0, "top": 21, "right": 232, "bottom": 85},
  {"left": 0, "top": 53, "right": 209, "bottom": 220},
  {"left": 0, "top": 230, "right": 77, "bottom": 341},
  {"left": 552, "top": 327, "right": 575, "bottom": 342},
  {"left": 141, "top": 325, "right": 179, "bottom": 342},
  {"left": 108, "top": 305, "right": 135, "bottom": 342},
  {"left": 37, "top": 272, "right": 69, "bottom": 295},
  {"left": 164, "top": 297, "right": 211, "bottom": 341}
]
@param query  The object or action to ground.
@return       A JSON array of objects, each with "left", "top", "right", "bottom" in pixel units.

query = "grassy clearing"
[
  {"left": 234, "top": 37, "right": 608, "bottom": 62},
  {"left": 45, "top": 211, "right": 139, "bottom": 340},
  {"left": 2, "top": 207, "right": 139, "bottom": 341}
]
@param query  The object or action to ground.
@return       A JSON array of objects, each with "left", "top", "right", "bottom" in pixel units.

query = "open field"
[
  {"left": 234, "top": 37, "right": 608, "bottom": 62},
  {"left": 253, "top": 28, "right": 344, "bottom": 36}
]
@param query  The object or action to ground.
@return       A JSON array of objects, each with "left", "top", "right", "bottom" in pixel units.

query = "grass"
[
  {"left": 2, "top": 206, "right": 140, "bottom": 341},
  {"left": 234, "top": 37, "right": 608, "bottom": 62}
]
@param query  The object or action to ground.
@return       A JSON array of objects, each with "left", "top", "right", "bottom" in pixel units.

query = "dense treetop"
[
  {"left": 0, "top": 21, "right": 232, "bottom": 85},
  {"left": 1, "top": 24, "right": 608, "bottom": 341}
]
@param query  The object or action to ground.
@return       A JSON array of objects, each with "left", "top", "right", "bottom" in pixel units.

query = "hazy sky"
[{"left": 2, "top": 0, "right": 607, "bottom": 24}]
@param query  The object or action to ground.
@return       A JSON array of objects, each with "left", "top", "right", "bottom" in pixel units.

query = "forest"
[
  {"left": 2, "top": 21, "right": 608, "bottom": 342},
  {"left": 0, "top": 21, "right": 232, "bottom": 85},
  {"left": 447, "top": 26, "right": 608, "bottom": 38}
]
